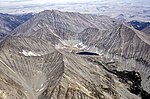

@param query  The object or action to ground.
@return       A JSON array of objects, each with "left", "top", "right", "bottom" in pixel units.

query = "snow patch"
[
  {"left": 39, "top": 87, "right": 44, "bottom": 92},
  {"left": 74, "top": 42, "right": 87, "bottom": 50},
  {"left": 19, "top": 50, "right": 41, "bottom": 56},
  {"left": 36, "top": 89, "right": 39, "bottom": 92},
  {"left": 41, "top": 84, "right": 43, "bottom": 87}
]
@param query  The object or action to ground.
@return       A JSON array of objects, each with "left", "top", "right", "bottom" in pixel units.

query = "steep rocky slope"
[
  {"left": 11, "top": 10, "right": 116, "bottom": 42},
  {"left": 79, "top": 24, "right": 150, "bottom": 93},
  {"left": 0, "top": 36, "right": 63, "bottom": 99},
  {"left": 0, "top": 10, "right": 150, "bottom": 98},
  {"left": 0, "top": 36, "right": 143, "bottom": 99},
  {"left": 80, "top": 24, "right": 150, "bottom": 63}
]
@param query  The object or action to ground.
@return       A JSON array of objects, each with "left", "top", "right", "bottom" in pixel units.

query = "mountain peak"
[
  {"left": 0, "top": 10, "right": 150, "bottom": 98},
  {"left": 10, "top": 10, "right": 116, "bottom": 43},
  {"left": 39, "top": 10, "right": 62, "bottom": 15},
  {"left": 118, "top": 23, "right": 150, "bottom": 45}
]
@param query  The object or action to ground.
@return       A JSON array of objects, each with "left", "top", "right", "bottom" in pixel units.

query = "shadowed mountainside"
[
  {"left": 128, "top": 20, "right": 150, "bottom": 30},
  {"left": 0, "top": 13, "right": 32, "bottom": 39},
  {"left": 142, "top": 25, "right": 150, "bottom": 34}
]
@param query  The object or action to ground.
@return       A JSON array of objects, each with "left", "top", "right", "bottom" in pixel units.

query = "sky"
[
  {"left": 0, "top": 0, "right": 148, "bottom": 9},
  {"left": 0, "top": 0, "right": 100, "bottom": 13},
  {"left": 0, "top": 0, "right": 149, "bottom": 14},
  {"left": 0, "top": 0, "right": 97, "bottom": 10},
  {"left": 0, "top": 0, "right": 94, "bottom": 6},
  {"left": 0, "top": 0, "right": 149, "bottom": 9}
]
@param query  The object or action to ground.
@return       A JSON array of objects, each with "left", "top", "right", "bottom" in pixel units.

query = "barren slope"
[
  {"left": 11, "top": 10, "right": 116, "bottom": 42},
  {"left": 0, "top": 35, "right": 143, "bottom": 99},
  {"left": 0, "top": 36, "right": 65, "bottom": 99},
  {"left": 80, "top": 24, "right": 150, "bottom": 65},
  {"left": 0, "top": 10, "right": 150, "bottom": 98},
  {"left": 79, "top": 24, "right": 150, "bottom": 92}
]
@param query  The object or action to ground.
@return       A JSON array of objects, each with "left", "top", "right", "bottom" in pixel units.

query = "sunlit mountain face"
[
  {"left": 0, "top": 10, "right": 150, "bottom": 99},
  {"left": 0, "top": 0, "right": 150, "bottom": 99}
]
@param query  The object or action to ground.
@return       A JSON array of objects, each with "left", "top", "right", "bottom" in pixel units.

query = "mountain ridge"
[
  {"left": 10, "top": 10, "right": 116, "bottom": 40},
  {"left": 0, "top": 13, "right": 32, "bottom": 38},
  {"left": 0, "top": 10, "right": 150, "bottom": 98},
  {"left": 0, "top": 35, "right": 143, "bottom": 99}
]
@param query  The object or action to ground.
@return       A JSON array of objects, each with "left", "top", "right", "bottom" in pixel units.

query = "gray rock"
[
  {"left": 0, "top": 36, "right": 141, "bottom": 99},
  {"left": 0, "top": 10, "right": 149, "bottom": 99},
  {"left": 0, "top": 13, "right": 32, "bottom": 38}
]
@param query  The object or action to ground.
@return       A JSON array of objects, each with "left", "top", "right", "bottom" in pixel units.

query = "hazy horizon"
[{"left": 0, "top": 0, "right": 150, "bottom": 16}]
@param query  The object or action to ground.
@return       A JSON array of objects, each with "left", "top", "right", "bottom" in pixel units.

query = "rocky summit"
[{"left": 0, "top": 10, "right": 150, "bottom": 99}]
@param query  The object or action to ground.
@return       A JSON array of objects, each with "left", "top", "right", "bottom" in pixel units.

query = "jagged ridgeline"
[
  {"left": 79, "top": 23, "right": 150, "bottom": 93},
  {"left": 10, "top": 10, "right": 116, "bottom": 40},
  {"left": 0, "top": 10, "right": 150, "bottom": 99}
]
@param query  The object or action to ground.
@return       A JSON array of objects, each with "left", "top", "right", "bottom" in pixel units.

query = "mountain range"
[
  {"left": 0, "top": 10, "right": 150, "bottom": 99},
  {"left": 0, "top": 13, "right": 32, "bottom": 39}
]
